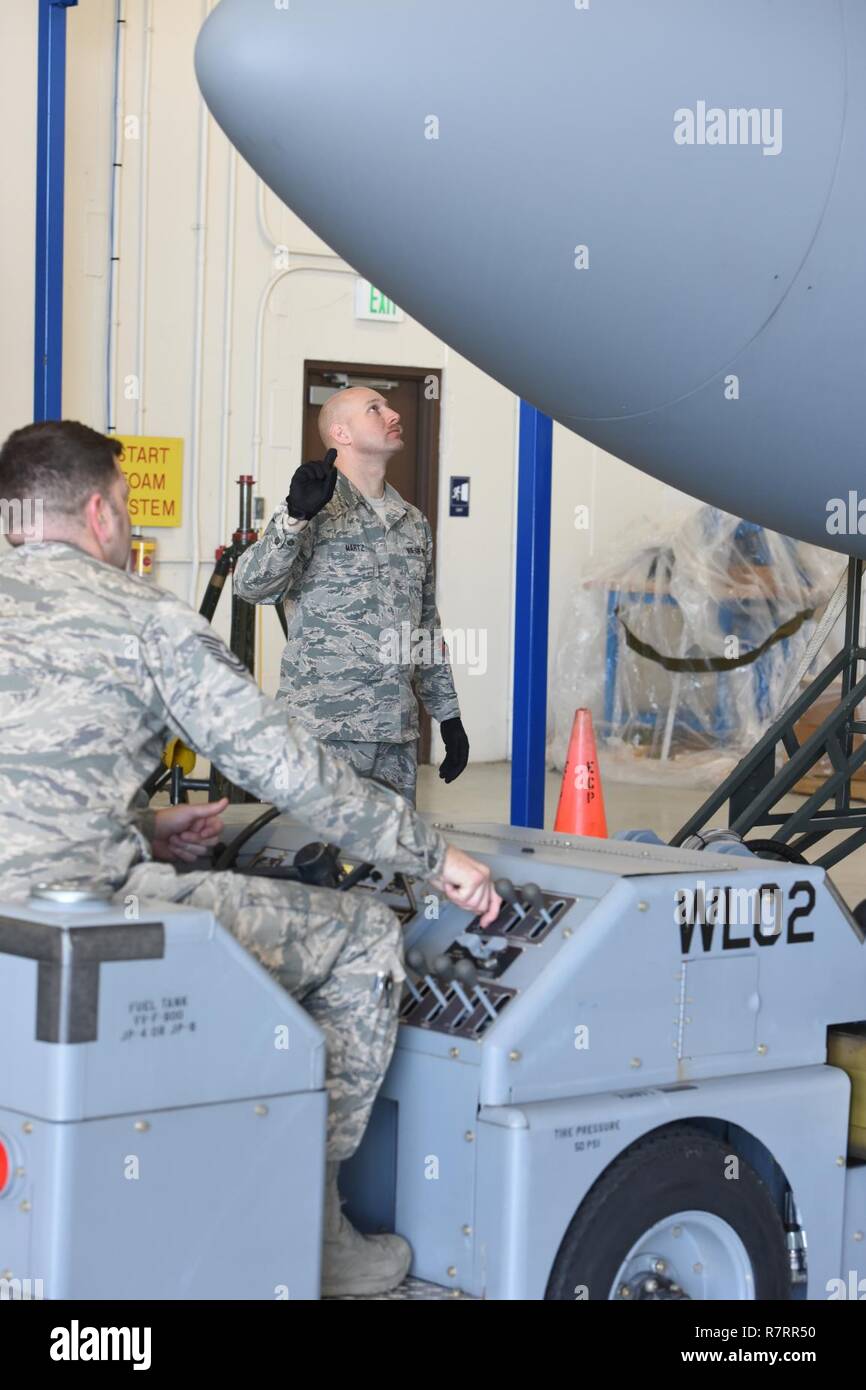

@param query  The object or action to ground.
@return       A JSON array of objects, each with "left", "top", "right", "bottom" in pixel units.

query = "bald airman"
[{"left": 234, "top": 387, "right": 470, "bottom": 806}]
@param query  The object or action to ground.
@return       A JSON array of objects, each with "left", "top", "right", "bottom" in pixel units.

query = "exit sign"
[{"left": 354, "top": 278, "right": 404, "bottom": 322}]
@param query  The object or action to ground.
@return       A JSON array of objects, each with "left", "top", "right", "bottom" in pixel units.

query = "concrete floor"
[{"left": 416, "top": 760, "right": 866, "bottom": 912}]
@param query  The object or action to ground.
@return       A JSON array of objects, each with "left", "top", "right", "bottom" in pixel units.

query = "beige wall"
[
  {"left": 0, "top": 1, "right": 38, "bottom": 434},
  {"left": 3, "top": 0, "right": 700, "bottom": 765}
]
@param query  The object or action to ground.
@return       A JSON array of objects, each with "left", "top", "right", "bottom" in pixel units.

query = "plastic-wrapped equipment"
[{"left": 549, "top": 506, "right": 843, "bottom": 787}]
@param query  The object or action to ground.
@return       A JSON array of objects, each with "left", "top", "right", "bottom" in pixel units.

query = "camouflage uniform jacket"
[
  {"left": 233, "top": 471, "right": 461, "bottom": 741},
  {"left": 0, "top": 542, "right": 447, "bottom": 900}
]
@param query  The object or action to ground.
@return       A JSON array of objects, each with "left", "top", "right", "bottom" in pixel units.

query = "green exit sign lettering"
[{"left": 354, "top": 278, "right": 405, "bottom": 322}]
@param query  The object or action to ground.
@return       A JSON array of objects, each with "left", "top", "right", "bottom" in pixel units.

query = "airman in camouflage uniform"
[
  {"left": 234, "top": 388, "right": 470, "bottom": 805},
  {"left": 0, "top": 420, "right": 498, "bottom": 1297}
]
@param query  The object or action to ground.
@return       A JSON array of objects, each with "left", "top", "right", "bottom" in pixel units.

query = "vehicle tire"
[{"left": 545, "top": 1124, "right": 790, "bottom": 1301}]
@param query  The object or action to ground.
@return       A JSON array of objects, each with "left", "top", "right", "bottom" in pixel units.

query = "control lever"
[
  {"left": 521, "top": 882, "right": 553, "bottom": 926},
  {"left": 454, "top": 957, "right": 477, "bottom": 987},
  {"left": 455, "top": 956, "right": 497, "bottom": 1023},
  {"left": 406, "top": 946, "right": 449, "bottom": 1009},
  {"left": 434, "top": 953, "right": 475, "bottom": 1015},
  {"left": 494, "top": 877, "right": 526, "bottom": 919},
  {"left": 456, "top": 931, "right": 505, "bottom": 960},
  {"left": 401, "top": 945, "right": 425, "bottom": 1003},
  {"left": 406, "top": 946, "right": 427, "bottom": 973},
  {"left": 293, "top": 841, "right": 342, "bottom": 889}
]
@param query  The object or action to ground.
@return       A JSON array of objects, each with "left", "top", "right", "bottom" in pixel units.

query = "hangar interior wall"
[
  {"left": 0, "top": 3, "right": 38, "bottom": 434},
  {"left": 0, "top": 0, "right": 699, "bottom": 763}
]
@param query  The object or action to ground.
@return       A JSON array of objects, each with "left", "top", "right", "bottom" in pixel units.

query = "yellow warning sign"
[{"left": 117, "top": 436, "right": 183, "bottom": 527}]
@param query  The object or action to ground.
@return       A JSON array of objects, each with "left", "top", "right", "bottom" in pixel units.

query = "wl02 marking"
[{"left": 676, "top": 881, "right": 815, "bottom": 954}]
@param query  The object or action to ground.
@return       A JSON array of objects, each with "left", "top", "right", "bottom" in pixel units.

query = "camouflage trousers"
[
  {"left": 325, "top": 738, "right": 418, "bottom": 807},
  {"left": 123, "top": 860, "right": 405, "bottom": 1162}
]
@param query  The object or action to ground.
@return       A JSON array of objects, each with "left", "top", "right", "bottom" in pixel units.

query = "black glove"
[
  {"left": 439, "top": 717, "right": 469, "bottom": 783},
  {"left": 286, "top": 448, "right": 338, "bottom": 520}
]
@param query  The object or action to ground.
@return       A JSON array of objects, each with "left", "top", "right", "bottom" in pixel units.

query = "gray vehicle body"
[
  {"left": 246, "top": 817, "right": 866, "bottom": 1300},
  {"left": 3, "top": 818, "right": 864, "bottom": 1299},
  {"left": 1, "top": 817, "right": 866, "bottom": 1295},
  {"left": 0, "top": 892, "right": 326, "bottom": 1300}
]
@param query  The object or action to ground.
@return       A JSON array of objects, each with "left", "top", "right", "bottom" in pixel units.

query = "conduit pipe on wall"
[
  {"left": 218, "top": 145, "right": 237, "bottom": 545},
  {"left": 250, "top": 263, "right": 355, "bottom": 480},
  {"left": 105, "top": 0, "right": 126, "bottom": 433},
  {"left": 186, "top": 0, "right": 213, "bottom": 606},
  {"left": 133, "top": 0, "right": 153, "bottom": 437}
]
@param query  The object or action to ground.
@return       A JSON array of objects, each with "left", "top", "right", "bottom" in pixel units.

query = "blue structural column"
[
  {"left": 510, "top": 402, "right": 553, "bottom": 828},
  {"left": 34, "top": 0, "right": 78, "bottom": 421}
]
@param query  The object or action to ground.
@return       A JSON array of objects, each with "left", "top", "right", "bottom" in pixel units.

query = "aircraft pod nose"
[{"left": 195, "top": 0, "right": 866, "bottom": 557}]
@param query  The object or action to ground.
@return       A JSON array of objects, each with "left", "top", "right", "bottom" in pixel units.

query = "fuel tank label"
[{"left": 120, "top": 995, "right": 198, "bottom": 1042}]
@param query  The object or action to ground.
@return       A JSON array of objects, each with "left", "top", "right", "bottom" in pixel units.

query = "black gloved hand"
[
  {"left": 439, "top": 717, "right": 469, "bottom": 783},
  {"left": 286, "top": 448, "right": 338, "bottom": 520}
]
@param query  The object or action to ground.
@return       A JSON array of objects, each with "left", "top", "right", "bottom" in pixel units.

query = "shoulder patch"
[{"left": 194, "top": 630, "right": 251, "bottom": 676}]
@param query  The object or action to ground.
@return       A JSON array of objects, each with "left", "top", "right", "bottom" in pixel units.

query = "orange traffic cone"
[{"left": 554, "top": 708, "right": 608, "bottom": 837}]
